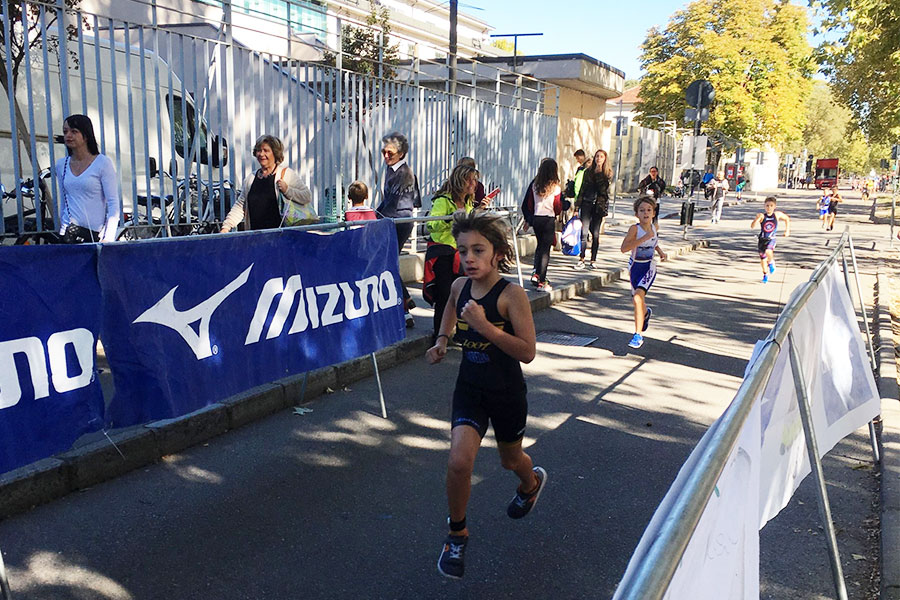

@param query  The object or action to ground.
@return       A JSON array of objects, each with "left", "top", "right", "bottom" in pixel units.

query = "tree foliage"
[
  {"left": 323, "top": 4, "right": 399, "bottom": 79},
  {"left": 635, "top": 0, "right": 814, "bottom": 148},
  {"left": 815, "top": 0, "right": 900, "bottom": 143}
]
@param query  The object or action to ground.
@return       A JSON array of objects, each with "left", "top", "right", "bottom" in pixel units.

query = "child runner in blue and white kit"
[
  {"left": 426, "top": 211, "right": 545, "bottom": 580},
  {"left": 750, "top": 196, "right": 791, "bottom": 283},
  {"left": 620, "top": 196, "right": 668, "bottom": 349},
  {"left": 818, "top": 189, "right": 831, "bottom": 229}
]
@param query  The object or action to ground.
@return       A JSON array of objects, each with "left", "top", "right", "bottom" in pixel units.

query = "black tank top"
[
  {"left": 759, "top": 213, "right": 778, "bottom": 240},
  {"left": 454, "top": 278, "right": 525, "bottom": 391}
]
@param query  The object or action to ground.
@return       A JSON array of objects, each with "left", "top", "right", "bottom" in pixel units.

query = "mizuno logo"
[{"left": 133, "top": 265, "right": 253, "bottom": 360}]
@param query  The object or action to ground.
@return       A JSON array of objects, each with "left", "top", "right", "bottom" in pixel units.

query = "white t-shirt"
[
  {"left": 533, "top": 182, "right": 561, "bottom": 217},
  {"left": 57, "top": 154, "right": 120, "bottom": 242}
]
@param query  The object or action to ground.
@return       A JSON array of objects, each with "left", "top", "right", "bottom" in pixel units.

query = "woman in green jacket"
[{"left": 425, "top": 164, "right": 480, "bottom": 338}]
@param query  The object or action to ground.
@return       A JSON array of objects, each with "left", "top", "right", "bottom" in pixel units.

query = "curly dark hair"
[{"left": 451, "top": 210, "right": 514, "bottom": 272}]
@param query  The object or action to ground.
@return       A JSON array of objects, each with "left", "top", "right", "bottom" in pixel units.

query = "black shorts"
[
  {"left": 828, "top": 204, "right": 838, "bottom": 215},
  {"left": 451, "top": 380, "right": 527, "bottom": 444}
]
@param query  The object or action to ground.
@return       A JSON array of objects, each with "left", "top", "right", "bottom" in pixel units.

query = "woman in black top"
[{"left": 574, "top": 149, "right": 613, "bottom": 269}]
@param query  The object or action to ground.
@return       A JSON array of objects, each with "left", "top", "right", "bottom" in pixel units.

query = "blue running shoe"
[
  {"left": 642, "top": 307, "right": 652, "bottom": 332},
  {"left": 628, "top": 333, "right": 644, "bottom": 348},
  {"left": 507, "top": 466, "right": 548, "bottom": 519},
  {"left": 762, "top": 274, "right": 769, "bottom": 284},
  {"left": 437, "top": 534, "right": 468, "bottom": 579},
  {"left": 769, "top": 262, "right": 776, "bottom": 274}
]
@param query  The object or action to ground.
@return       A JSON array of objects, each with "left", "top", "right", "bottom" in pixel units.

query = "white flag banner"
[
  {"left": 612, "top": 399, "right": 761, "bottom": 600},
  {"left": 757, "top": 263, "right": 881, "bottom": 526}
]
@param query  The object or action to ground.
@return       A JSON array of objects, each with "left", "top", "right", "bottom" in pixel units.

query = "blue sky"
[{"left": 473, "top": 0, "right": 822, "bottom": 80}]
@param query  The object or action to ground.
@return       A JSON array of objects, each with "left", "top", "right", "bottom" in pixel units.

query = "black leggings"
[
  {"left": 394, "top": 222, "right": 414, "bottom": 303},
  {"left": 579, "top": 202, "right": 606, "bottom": 261},
  {"left": 532, "top": 215, "right": 556, "bottom": 282},
  {"left": 431, "top": 253, "right": 460, "bottom": 336}
]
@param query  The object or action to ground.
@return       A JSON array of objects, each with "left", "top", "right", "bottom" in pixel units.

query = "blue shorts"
[
  {"left": 758, "top": 236, "right": 776, "bottom": 258},
  {"left": 819, "top": 208, "right": 828, "bottom": 216},
  {"left": 629, "top": 259, "right": 656, "bottom": 294}
]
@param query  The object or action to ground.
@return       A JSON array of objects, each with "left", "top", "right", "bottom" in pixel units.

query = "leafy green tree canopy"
[
  {"left": 635, "top": 0, "right": 814, "bottom": 148},
  {"left": 323, "top": 4, "right": 399, "bottom": 79},
  {"left": 815, "top": 0, "right": 900, "bottom": 143}
]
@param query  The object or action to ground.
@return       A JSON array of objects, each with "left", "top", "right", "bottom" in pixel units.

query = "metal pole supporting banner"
[
  {"left": 510, "top": 213, "right": 524, "bottom": 288},
  {"left": 0, "top": 543, "right": 11, "bottom": 600},
  {"left": 371, "top": 353, "right": 387, "bottom": 419},
  {"left": 844, "top": 234, "right": 881, "bottom": 463},
  {"left": 787, "top": 331, "right": 849, "bottom": 600}
]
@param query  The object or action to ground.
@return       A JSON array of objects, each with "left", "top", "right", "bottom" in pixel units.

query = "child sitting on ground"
[{"left": 344, "top": 181, "right": 376, "bottom": 221}]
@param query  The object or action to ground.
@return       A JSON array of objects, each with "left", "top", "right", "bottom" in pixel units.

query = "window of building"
[{"left": 197, "top": 0, "right": 327, "bottom": 37}]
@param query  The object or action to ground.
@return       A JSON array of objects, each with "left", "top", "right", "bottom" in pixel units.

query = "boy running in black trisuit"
[
  {"left": 427, "top": 211, "right": 545, "bottom": 580},
  {"left": 750, "top": 196, "right": 791, "bottom": 283}
]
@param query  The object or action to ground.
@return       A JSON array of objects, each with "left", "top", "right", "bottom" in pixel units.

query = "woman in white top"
[
  {"left": 529, "top": 158, "right": 562, "bottom": 291},
  {"left": 220, "top": 134, "right": 311, "bottom": 232},
  {"left": 57, "top": 114, "right": 120, "bottom": 243}
]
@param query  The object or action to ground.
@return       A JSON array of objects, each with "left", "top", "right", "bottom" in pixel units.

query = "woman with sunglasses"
[{"left": 377, "top": 131, "right": 421, "bottom": 328}]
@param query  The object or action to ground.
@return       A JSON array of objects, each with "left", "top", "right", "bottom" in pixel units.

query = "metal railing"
[
  {"left": 0, "top": 0, "right": 558, "bottom": 237},
  {"left": 614, "top": 228, "right": 879, "bottom": 600}
]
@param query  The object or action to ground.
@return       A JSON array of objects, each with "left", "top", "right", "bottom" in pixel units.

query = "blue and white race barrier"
[{"left": 0, "top": 220, "right": 405, "bottom": 474}]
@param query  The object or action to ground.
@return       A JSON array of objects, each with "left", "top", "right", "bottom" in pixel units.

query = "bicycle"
[
  {"left": 1, "top": 169, "right": 61, "bottom": 245},
  {"left": 117, "top": 173, "right": 235, "bottom": 240}
]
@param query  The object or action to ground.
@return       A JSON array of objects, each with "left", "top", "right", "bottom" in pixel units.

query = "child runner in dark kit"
[{"left": 426, "top": 211, "right": 546, "bottom": 580}]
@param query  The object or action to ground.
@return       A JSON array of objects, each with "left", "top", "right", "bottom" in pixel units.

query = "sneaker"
[
  {"left": 573, "top": 261, "right": 586, "bottom": 270},
  {"left": 507, "top": 466, "right": 548, "bottom": 519},
  {"left": 405, "top": 313, "right": 415, "bottom": 328},
  {"left": 768, "top": 263, "right": 775, "bottom": 274},
  {"left": 530, "top": 272, "right": 540, "bottom": 286},
  {"left": 642, "top": 307, "right": 652, "bottom": 332},
  {"left": 587, "top": 262, "right": 597, "bottom": 270},
  {"left": 762, "top": 274, "right": 768, "bottom": 284},
  {"left": 627, "top": 333, "right": 644, "bottom": 348},
  {"left": 437, "top": 534, "right": 468, "bottom": 579},
  {"left": 536, "top": 281, "right": 552, "bottom": 292}
]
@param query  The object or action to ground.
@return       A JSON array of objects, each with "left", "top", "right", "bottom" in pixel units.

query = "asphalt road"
[{"left": 0, "top": 186, "right": 890, "bottom": 599}]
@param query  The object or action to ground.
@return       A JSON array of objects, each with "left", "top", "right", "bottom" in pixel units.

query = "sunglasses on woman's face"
[{"left": 381, "top": 149, "right": 396, "bottom": 158}]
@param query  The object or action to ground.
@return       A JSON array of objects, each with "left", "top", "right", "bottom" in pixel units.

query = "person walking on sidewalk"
[
  {"left": 620, "top": 196, "right": 668, "bottom": 349},
  {"left": 426, "top": 211, "right": 545, "bottom": 580},
  {"left": 637, "top": 165, "right": 666, "bottom": 226},
  {"left": 750, "top": 196, "right": 790, "bottom": 284},
  {"left": 574, "top": 149, "right": 612, "bottom": 269},
  {"left": 709, "top": 171, "right": 729, "bottom": 224},
  {"left": 521, "top": 158, "right": 566, "bottom": 291}
]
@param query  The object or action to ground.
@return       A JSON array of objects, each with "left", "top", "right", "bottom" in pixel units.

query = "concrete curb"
[
  {"left": 876, "top": 272, "right": 900, "bottom": 600},
  {"left": 0, "top": 238, "right": 709, "bottom": 520}
]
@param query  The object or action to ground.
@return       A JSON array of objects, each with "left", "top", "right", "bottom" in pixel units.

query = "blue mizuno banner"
[
  {"left": 0, "top": 245, "right": 105, "bottom": 474},
  {"left": 99, "top": 220, "right": 406, "bottom": 427}
]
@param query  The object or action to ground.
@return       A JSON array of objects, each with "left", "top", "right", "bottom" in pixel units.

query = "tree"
[
  {"left": 323, "top": 4, "right": 399, "bottom": 79},
  {"left": 635, "top": 0, "right": 814, "bottom": 148},
  {"left": 815, "top": 0, "right": 900, "bottom": 143},
  {"left": 0, "top": 0, "right": 85, "bottom": 174}
]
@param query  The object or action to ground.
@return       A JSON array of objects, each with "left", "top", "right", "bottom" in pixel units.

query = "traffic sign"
[
  {"left": 685, "top": 80, "right": 715, "bottom": 108},
  {"left": 684, "top": 108, "right": 709, "bottom": 122}
]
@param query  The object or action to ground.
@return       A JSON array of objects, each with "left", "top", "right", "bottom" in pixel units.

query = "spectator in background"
[
  {"left": 566, "top": 149, "right": 589, "bottom": 200},
  {"left": 525, "top": 158, "right": 564, "bottom": 291},
  {"left": 377, "top": 131, "right": 421, "bottom": 328},
  {"left": 701, "top": 169, "right": 715, "bottom": 200},
  {"left": 637, "top": 165, "right": 667, "bottom": 226},
  {"left": 424, "top": 164, "right": 480, "bottom": 339},
  {"left": 344, "top": 181, "right": 376, "bottom": 221},
  {"left": 709, "top": 171, "right": 729, "bottom": 224},
  {"left": 57, "top": 114, "right": 120, "bottom": 243},
  {"left": 574, "top": 149, "right": 612, "bottom": 270},
  {"left": 457, "top": 157, "right": 486, "bottom": 206},
  {"left": 221, "top": 134, "right": 311, "bottom": 232}
]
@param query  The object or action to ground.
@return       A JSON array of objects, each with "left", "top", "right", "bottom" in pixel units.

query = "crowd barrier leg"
[
  {"left": 0, "top": 544, "right": 11, "bottom": 600},
  {"left": 371, "top": 353, "right": 388, "bottom": 419},
  {"left": 787, "top": 331, "right": 850, "bottom": 600},
  {"left": 843, "top": 235, "right": 881, "bottom": 463},
  {"left": 510, "top": 215, "right": 524, "bottom": 288}
]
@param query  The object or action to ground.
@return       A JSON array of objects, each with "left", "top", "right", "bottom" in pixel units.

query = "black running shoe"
[
  {"left": 642, "top": 307, "right": 652, "bottom": 332},
  {"left": 507, "top": 466, "right": 548, "bottom": 519},
  {"left": 437, "top": 534, "right": 468, "bottom": 579}
]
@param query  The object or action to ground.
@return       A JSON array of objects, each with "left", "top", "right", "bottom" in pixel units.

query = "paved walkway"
[{"left": 0, "top": 187, "right": 894, "bottom": 599}]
